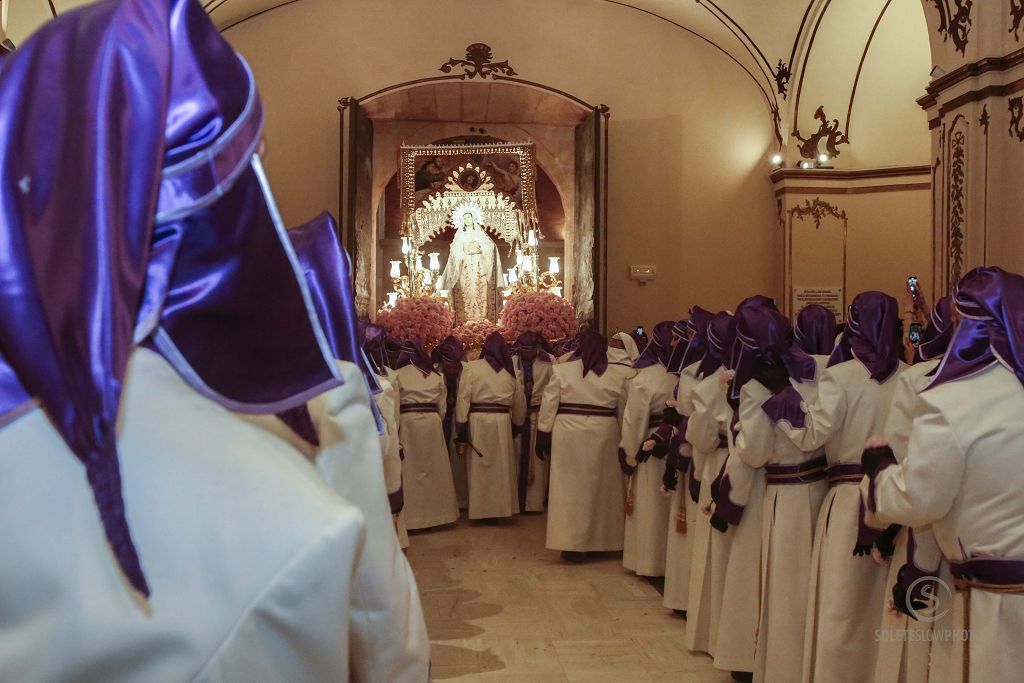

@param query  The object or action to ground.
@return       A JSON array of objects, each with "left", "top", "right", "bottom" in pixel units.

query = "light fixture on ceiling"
[
  {"left": 799, "top": 160, "right": 814, "bottom": 170},
  {"left": 770, "top": 153, "right": 784, "bottom": 167}
]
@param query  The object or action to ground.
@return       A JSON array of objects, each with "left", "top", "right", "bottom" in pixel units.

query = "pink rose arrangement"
[
  {"left": 500, "top": 292, "right": 577, "bottom": 342},
  {"left": 376, "top": 296, "right": 453, "bottom": 350},
  {"left": 453, "top": 319, "right": 504, "bottom": 358}
]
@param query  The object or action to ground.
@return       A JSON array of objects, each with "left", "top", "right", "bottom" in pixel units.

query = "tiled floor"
[{"left": 406, "top": 511, "right": 732, "bottom": 682}]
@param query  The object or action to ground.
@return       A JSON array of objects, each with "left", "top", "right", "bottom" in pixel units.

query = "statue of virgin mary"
[{"left": 438, "top": 205, "right": 500, "bottom": 323}]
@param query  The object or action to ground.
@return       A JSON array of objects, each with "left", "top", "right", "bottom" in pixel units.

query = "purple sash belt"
[
  {"left": 401, "top": 402, "right": 439, "bottom": 414},
  {"left": 471, "top": 402, "right": 511, "bottom": 414},
  {"left": 557, "top": 402, "right": 617, "bottom": 418},
  {"left": 950, "top": 557, "right": 1024, "bottom": 592},
  {"left": 766, "top": 454, "right": 828, "bottom": 485},
  {"left": 826, "top": 463, "right": 864, "bottom": 487}
]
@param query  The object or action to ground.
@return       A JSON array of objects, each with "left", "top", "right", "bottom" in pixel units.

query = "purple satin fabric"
[
  {"left": 665, "top": 318, "right": 691, "bottom": 374},
  {"left": 725, "top": 295, "right": 777, "bottom": 385},
  {"left": 397, "top": 340, "right": 437, "bottom": 376},
  {"left": 634, "top": 320, "right": 675, "bottom": 369},
  {"left": 432, "top": 335, "right": 466, "bottom": 364},
  {"left": 929, "top": 267, "right": 1024, "bottom": 390},
  {"left": 714, "top": 472, "right": 744, "bottom": 525},
  {"left": 918, "top": 296, "right": 954, "bottom": 361},
  {"left": 678, "top": 308, "right": 712, "bottom": 373},
  {"left": 828, "top": 291, "right": 901, "bottom": 383},
  {"left": 513, "top": 331, "right": 552, "bottom": 362},
  {"left": 0, "top": 351, "right": 32, "bottom": 429},
  {"left": 761, "top": 386, "right": 807, "bottom": 428},
  {"left": 483, "top": 332, "right": 516, "bottom": 376},
  {"left": 697, "top": 312, "right": 733, "bottom": 379},
  {"left": 362, "top": 322, "right": 389, "bottom": 376},
  {"left": 732, "top": 307, "right": 801, "bottom": 396},
  {"left": 0, "top": 0, "right": 187, "bottom": 597},
  {"left": 572, "top": 330, "right": 610, "bottom": 376},
  {"left": 794, "top": 304, "right": 838, "bottom": 356}
]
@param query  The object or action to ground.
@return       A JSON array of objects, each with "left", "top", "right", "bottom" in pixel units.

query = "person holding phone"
[{"left": 902, "top": 276, "right": 931, "bottom": 363}]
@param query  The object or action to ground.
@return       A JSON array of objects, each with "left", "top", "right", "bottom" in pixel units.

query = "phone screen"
[
  {"left": 909, "top": 322, "right": 923, "bottom": 346},
  {"left": 634, "top": 326, "right": 645, "bottom": 337},
  {"left": 908, "top": 276, "right": 918, "bottom": 294}
]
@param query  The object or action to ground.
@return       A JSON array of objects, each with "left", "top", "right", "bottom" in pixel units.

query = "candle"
[
  {"left": 428, "top": 252, "right": 441, "bottom": 271},
  {"left": 523, "top": 258, "right": 533, "bottom": 273},
  {"left": 401, "top": 237, "right": 410, "bottom": 255},
  {"left": 386, "top": 292, "right": 398, "bottom": 308},
  {"left": 548, "top": 257, "right": 560, "bottom": 274},
  {"left": 389, "top": 261, "right": 401, "bottom": 279},
  {"left": 527, "top": 229, "right": 537, "bottom": 246},
  {"left": 552, "top": 287, "right": 563, "bottom": 297},
  {"left": 516, "top": 250, "right": 524, "bottom": 266},
  {"left": 438, "top": 289, "right": 449, "bottom": 298}
]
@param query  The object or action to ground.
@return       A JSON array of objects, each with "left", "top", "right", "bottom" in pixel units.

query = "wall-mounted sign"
[{"left": 793, "top": 286, "right": 844, "bottom": 322}]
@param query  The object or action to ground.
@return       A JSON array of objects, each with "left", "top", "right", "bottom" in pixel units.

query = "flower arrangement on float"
[
  {"left": 453, "top": 319, "right": 506, "bottom": 358},
  {"left": 500, "top": 291, "right": 577, "bottom": 342},
  {"left": 376, "top": 296, "right": 453, "bottom": 350}
]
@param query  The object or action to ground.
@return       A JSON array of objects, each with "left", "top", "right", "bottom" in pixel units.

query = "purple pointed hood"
[
  {"left": 698, "top": 312, "right": 734, "bottom": 379},
  {"left": 928, "top": 267, "right": 1024, "bottom": 390},
  {"left": 828, "top": 291, "right": 901, "bottom": 382},
  {"left": 397, "top": 339, "right": 437, "bottom": 376},
  {"left": 483, "top": 332, "right": 516, "bottom": 376},
  {"left": 918, "top": 296, "right": 954, "bottom": 361},
  {"left": 794, "top": 304, "right": 838, "bottom": 356},
  {"left": 432, "top": 335, "right": 466, "bottom": 364},
  {"left": 361, "top": 321, "right": 389, "bottom": 376},
  {"left": 573, "top": 330, "right": 610, "bottom": 377},
  {"left": 513, "top": 331, "right": 552, "bottom": 362},
  {"left": 665, "top": 318, "right": 691, "bottom": 374},
  {"left": 733, "top": 306, "right": 801, "bottom": 393},
  {"left": 634, "top": 320, "right": 675, "bottom": 369}
]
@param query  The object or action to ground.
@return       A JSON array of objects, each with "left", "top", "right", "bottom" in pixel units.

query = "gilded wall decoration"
[
  {"left": 439, "top": 43, "right": 517, "bottom": 80},
  {"left": 980, "top": 104, "right": 990, "bottom": 135},
  {"left": 788, "top": 197, "right": 849, "bottom": 230},
  {"left": 949, "top": 130, "right": 966, "bottom": 289},
  {"left": 792, "top": 106, "right": 849, "bottom": 160},
  {"left": 928, "top": 0, "right": 973, "bottom": 56},
  {"left": 1009, "top": 96, "right": 1024, "bottom": 142},
  {"left": 1011, "top": 0, "right": 1024, "bottom": 41}
]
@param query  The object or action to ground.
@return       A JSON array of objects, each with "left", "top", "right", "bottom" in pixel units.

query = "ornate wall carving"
[
  {"left": 792, "top": 106, "right": 850, "bottom": 160},
  {"left": 439, "top": 43, "right": 517, "bottom": 80},
  {"left": 928, "top": 0, "right": 974, "bottom": 55},
  {"left": 1011, "top": 1, "right": 1024, "bottom": 41},
  {"left": 1009, "top": 96, "right": 1024, "bottom": 141},
  {"left": 787, "top": 197, "right": 849, "bottom": 230},
  {"left": 948, "top": 127, "right": 966, "bottom": 290}
]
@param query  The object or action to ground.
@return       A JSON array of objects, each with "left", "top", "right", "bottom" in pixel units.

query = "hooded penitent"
[
  {"left": 794, "top": 304, "right": 838, "bottom": 356},
  {"left": 634, "top": 320, "right": 675, "bottom": 369},
  {"left": 0, "top": 0, "right": 345, "bottom": 596},
  {"left": 573, "top": 330, "right": 611, "bottom": 377},
  {"left": 482, "top": 332, "right": 516, "bottom": 377},
  {"left": 918, "top": 295, "right": 954, "bottom": 361},
  {"left": 828, "top": 291, "right": 901, "bottom": 383}
]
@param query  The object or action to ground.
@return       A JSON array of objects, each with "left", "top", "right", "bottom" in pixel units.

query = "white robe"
[
  {"left": 663, "top": 361, "right": 702, "bottom": 613},
  {"left": 392, "top": 364, "right": 459, "bottom": 530},
  {"left": 775, "top": 358, "right": 907, "bottom": 683},
  {"left": 733, "top": 368, "right": 827, "bottom": 683},
  {"left": 514, "top": 355, "right": 554, "bottom": 512},
  {"left": 247, "top": 361, "right": 430, "bottom": 683},
  {"left": 871, "top": 362, "right": 1024, "bottom": 683},
  {"left": 540, "top": 359, "right": 634, "bottom": 552},
  {"left": 376, "top": 374, "right": 409, "bottom": 548},
  {"left": 0, "top": 348, "right": 366, "bottom": 682},
  {"left": 455, "top": 359, "right": 527, "bottom": 520},
  {"left": 685, "top": 370, "right": 733, "bottom": 656},
  {"left": 870, "top": 359, "right": 942, "bottom": 683},
  {"left": 620, "top": 363, "right": 676, "bottom": 577}
]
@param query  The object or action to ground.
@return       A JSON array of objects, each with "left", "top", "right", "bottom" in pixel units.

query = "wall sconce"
[
  {"left": 817, "top": 153, "right": 830, "bottom": 167},
  {"left": 799, "top": 160, "right": 814, "bottom": 170},
  {"left": 770, "top": 153, "right": 784, "bottom": 167}
]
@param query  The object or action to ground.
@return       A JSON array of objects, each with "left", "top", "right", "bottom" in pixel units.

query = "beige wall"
[{"left": 226, "top": 0, "right": 781, "bottom": 332}]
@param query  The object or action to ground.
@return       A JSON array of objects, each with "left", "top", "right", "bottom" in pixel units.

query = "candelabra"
[
  {"left": 501, "top": 212, "right": 562, "bottom": 298},
  {"left": 386, "top": 235, "right": 448, "bottom": 308}
]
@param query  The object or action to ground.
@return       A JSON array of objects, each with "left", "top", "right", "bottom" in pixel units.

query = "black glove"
[
  {"left": 710, "top": 514, "right": 729, "bottom": 533},
  {"left": 891, "top": 564, "right": 929, "bottom": 621},
  {"left": 535, "top": 443, "right": 550, "bottom": 461},
  {"left": 752, "top": 361, "right": 791, "bottom": 394},
  {"left": 662, "top": 405, "right": 683, "bottom": 428},
  {"left": 853, "top": 543, "right": 872, "bottom": 556},
  {"left": 875, "top": 524, "right": 901, "bottom": 558},
  {"left": 662, "top": 459, "right": 678, "bottom": 491},
  {"left": 862, "top": 444, "right": 897, "bottom": 478}
]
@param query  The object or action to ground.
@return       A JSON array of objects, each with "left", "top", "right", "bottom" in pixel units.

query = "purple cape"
[
  {"left": 794, "top": 304, "right": 838, "bottom": 356},
  {"left": 928, "top": 267, "right": 1024, "bottom": 390},
  {"left": 828, "top": 291, "right": 900, "bottom": 382},
  {"left": 482, "top": 332, "right": 516, "bottom": 376},
  {"left": 432, "top": 335, "right": 467, "bottom": 364},
  {"left": 397, "top": 340, "right": 437, "bottom": 376},
  {"left": 634, "top": 320, "right": 675, "bottom": 369},
  {"left": 573, "top": 330, "right": 610, "bottom": 376},
  {"left": 918, "top": 296, "right": 954, "bottom": 361}
]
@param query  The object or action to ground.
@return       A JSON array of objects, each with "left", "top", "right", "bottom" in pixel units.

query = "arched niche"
[{"left": 340, "top": 78, "right": 608, "bottom": 329}]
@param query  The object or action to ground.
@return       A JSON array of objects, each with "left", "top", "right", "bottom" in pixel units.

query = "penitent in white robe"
[
  {"left": 733, "top": 368, "right": 827, "bottom": 683},
  {"left": 392, "top": 364, "right": 460, "bottom": 530},
  {"left": 871, "top": 362, "right": 1024, "bottom": 683},
  {"left": 376, "top": 373, "right": 409, "bottom": 548},
  {"left": 514, "top": 355, "right": 554, "bottom": 512},
  {"left": 869, "top": 358, "right": 942, "bottom": 683},
  {"left": 247, "top": 360, "right": 430, "bottom": 683},
  {"left": 540, "top": 359, "right": 634, "bottom": 552},
  {"left": 663, "top": 361, "right": 702, "bottom": 613},
  {"left": 620, "top": 363, "right": 677, "bottom": 577},
  {"left": 0, "top": 349, "right": 367, "bottom": 682},
  {"left": 441, "top": 365, "right": 470, "bottom": 510},
  {"left": 685, "top": 370, "right": 733, "bottom": 656},
  {"left": 456, "top": 359, "right": 527, "bottom": 520},
  {"left": 775, "top": 358, "right": 907, "bottom": 683}
]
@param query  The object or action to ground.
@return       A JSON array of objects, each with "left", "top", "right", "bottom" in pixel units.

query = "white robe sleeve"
[
  {"left": 734, "top": 381, "right": 774, "bottom": 470},
  {"left": 687, "top": 379, "right": 723, "bottom": 455},
  {"left": 775, "top": 366, "right": 846, "bottom": 452},
  {"left": 455, "top": 366, "right": 472, "bottom": 425},
  {"left": 872, "top": 394, "right": 966, "bottom": 528},
  {"left": 436, "top": 373, "right": 449, "bottom": 419},
  {"left": 537, "top": 368, "right": 561, "bottom": 433},
  {"left": 620, "top": 373, "right": 653, "bottom": 467},
  {"left": 511, "top": 374, "right": 527, "bottom": 427}
]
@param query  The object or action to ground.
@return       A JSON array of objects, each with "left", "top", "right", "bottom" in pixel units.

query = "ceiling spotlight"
[
  {"left": 770, "top": 153, "right": 784, "bottom": 166},
  {"left": 800, "top": 160, "right": 814, "bottom": 170},
  {"left": 818, "top": 153, "right": 829, "bottom": 164}
]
